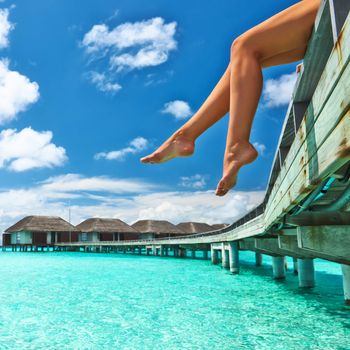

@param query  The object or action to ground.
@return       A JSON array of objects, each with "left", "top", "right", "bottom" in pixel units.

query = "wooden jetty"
[{"left": 2, "top": 0, "right": 350, "bottom": 304}]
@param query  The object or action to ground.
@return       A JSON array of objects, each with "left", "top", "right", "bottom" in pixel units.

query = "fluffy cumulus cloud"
[
  {"left": 179, "top": 174, "right": 207, "bottom": 189},
  {"left": 0, "top": 127, "right": 67, "bottom": 171},
  {"left": 162, "top": 100, "right": 192, "bottom": 119},
  {"left": 81, "top": 17, "right": 177, "bottom": 91},
  {"left": 87, "top": 71, "right": 121, "bottom": 93},
  {"left": 95, "top": 136, "right": 149, "bottom": 161},
  {"left": 83, "top": 17, "right": 177, "bottom": 69},
  {"left": 135, "top": 190, "right": 265, "bottom": 224},
  {"left": 0, "top": 173, "right": 264, "bottom": 235},
  {"left": 263, "top": 72, "right": 297, "bottom": 108},
  {"left": 0, "top": 8, "right": 13, "bottom": 49},
  {"left": 0, "top": 59, "right": 40, "bottom": 124}
]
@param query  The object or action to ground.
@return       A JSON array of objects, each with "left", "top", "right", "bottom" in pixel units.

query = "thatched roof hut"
[
  {"left": 76, "top": 218, "right": 138, "bottom": 233},
  {"left": 211, "top": 224, "right": 229, "bottom": 230},
  {"left": 176, "top": 222, "right": 214, "bottom": 234},
  {"left": 5, "top": 216, "right": 79, "bottom": 233},
  {"left": 132, "top": 220, "right": 184, "bottom": 236}
]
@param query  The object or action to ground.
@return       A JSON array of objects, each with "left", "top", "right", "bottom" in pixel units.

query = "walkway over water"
[{"left": 24, "top": 0, "right": 350, "bottom": 304}]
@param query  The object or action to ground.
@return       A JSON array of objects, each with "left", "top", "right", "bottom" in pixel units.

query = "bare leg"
[
  {"left": 216, "top": 0, "right": 320, "bottom": 195},
  {"left": 140, "top": 66, "right": 231, "bottom": 163},
  {"left": 141, "top": 0, "right": 320, "bottom": 179},
  {"left": 140, "top": 46, "right": 305, "bottom": 164}
]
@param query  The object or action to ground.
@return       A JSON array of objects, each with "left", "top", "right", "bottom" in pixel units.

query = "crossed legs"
[{"left": 141, "top": 0, "right": 321, "bottom": 196}]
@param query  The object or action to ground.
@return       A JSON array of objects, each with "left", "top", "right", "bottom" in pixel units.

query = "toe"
[
  {"left": 215, "top": 179, "right": 227, "bottom": 196},
  {"left": 141, "top": 152, "right": 164, "bottom": 164},
  {"left": 141, "top": 154, "right": 155, "bottom": 163}
]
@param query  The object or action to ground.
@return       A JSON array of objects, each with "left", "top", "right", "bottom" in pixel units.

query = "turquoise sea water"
[{"left": 0, "top": 252, "right": 349, "bottom": 350}]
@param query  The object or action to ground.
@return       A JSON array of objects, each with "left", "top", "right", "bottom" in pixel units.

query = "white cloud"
[
  {"left": 95, "top": 136, "right": 149, "bottom": 161},
  {"left": 253, "top": 142, "right": 266, "bottom": 156},
  {"left": 81, "top": 17, "right": 177, "bottom": 91},
  {"left": 162, "top": 100, "right": 192, "bottom": 119},
  {"left": 0, "top": 59, "right": 40, "bottom": 124},
  {"left": 0, "top": 173, "right": 264, "bottom": 236},
  {"left": 82, "top": 17, "right": 177, "bottom": 69},
  {"left": 130, "top": 190, "right": 265, "bottom": 225},
  {"left": 263, "top": 72, "right": 297, "bottom": 108},
  {"left": 0, "top": 127, "right": 67, "bottom": 171},
  {"left": 40, "top": 173, "right": 153, "bottom": 194},
  {"left": 0, "top": 8, "right": 13, "bottom": 49},
  {"left": 87, "top": 71, "right": 121, "bottom": 93},
  {"left": 179, "top": 174, "right": 207, "bottom": 189}
]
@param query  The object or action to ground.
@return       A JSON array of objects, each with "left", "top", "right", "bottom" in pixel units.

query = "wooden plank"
[
  {"left": 265, "top": 13, "right": 350, "bottom": 215},
  {"left": 293, "top": 0, "right": 334, "bottom": 102},
  {"left": 265, "top": 108, "right": 350, "bottom": 227},
  {"left": 239, "top": 239, "right": 256, "bottom": 251},
  {"left": 265, "top": 46, "right": 350, "bottom": 225},
  {"left": 329, "top": 0, "right": 350, "bottom": 41},
  {"left": 255, "top": 238, "right": 310, "bottom": 258},
  {"left": 278, "top": 235, "right": 316, "bottom": 258},
  {"left": 297, "top": 225, "right": 350, "bottom": 264}
]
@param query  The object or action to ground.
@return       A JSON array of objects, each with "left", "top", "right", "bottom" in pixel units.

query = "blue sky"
[{"left": 0, "top": 0, "right": 301, "bottom": 230}]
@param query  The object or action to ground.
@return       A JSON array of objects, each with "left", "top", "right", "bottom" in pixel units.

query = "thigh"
[
  {"left": 261, "top": 46, "right": 307, "bottom": 68},
  {"left": 241, "top": 0, "right": 321, "bottom": 61}
]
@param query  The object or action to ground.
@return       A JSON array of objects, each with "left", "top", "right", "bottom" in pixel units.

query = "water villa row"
[{"left": 1, "top": 215, "right": 226, "bottom": 248}]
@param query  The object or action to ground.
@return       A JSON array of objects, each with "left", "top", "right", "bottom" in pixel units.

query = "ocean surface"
[{"left": 0, "top": 251, "right": 349, "bottom": 350}]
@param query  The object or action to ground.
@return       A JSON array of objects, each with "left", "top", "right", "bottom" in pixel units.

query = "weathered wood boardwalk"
[{"left": 7, "top": 0, "right": 350, "bottom": 304}]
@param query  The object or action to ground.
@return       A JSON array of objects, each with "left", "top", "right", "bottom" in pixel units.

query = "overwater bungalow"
[
  {"left": 76, "top": 218, "right": 139, "bottom": 242},
  {"left": 3, "top": 215, "right": 79, "bottom": 246},
  {"left": 132, "top": 220, "right": 185, "bottom": 239},
  {"left": 176, "top": 222, "right": 214, "bottom": 234}
]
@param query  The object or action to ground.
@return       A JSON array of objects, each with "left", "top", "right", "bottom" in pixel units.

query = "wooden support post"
[
  {"left": 272, "top": 256, "right": 286, "bottom": 280},
  {"left": 342, "top": 264, "right": 350, "bottom": 305},
  {"left": 152, "top": 246, "right": 157, "bottom": 256},
  {"left": 211, "top": 245, "right": 218, "bottom": 265},
  {"left": 203, "top": 250, "right": 208, "bottom": 260},
  {"left": 191, "top": 249, "right": 196, "bottom": 259},
  {"left": 164, "top": 247, "right": 168, "bottom": 256},
  {"left": 255, "top": 252, "right": 263, "bottom": 266},
  {"left": 229, "top": 242, "right": 239, "bottom": 274},
  {"left": 298, "top": 259, "right": 315, "bottom": 288},
  {"left": 159, "top": 246, "right": 164, "bottom": 257},
  {"left": 173, "top": 247, "right": 178, "bottom": 257},
  {"left": 179, "top": 248, "right": 186, "bottom": 258},
  {"left": 293, "top": 257, "right": 298, "bottom": 275},
  {"left": 221, "top": 244, "right": 229, "bottom": 269}
]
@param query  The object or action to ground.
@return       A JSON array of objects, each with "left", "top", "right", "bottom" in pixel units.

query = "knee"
[{"left": 230, "top": 35, "right": 261, "bottom": 62}]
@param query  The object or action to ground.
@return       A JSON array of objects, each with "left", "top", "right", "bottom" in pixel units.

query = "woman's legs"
[
  {"left": 216, "top": 0, "right": 320, "bottom": 195},
  {"left": 141, "top": 0, "right": 320, "bottom": 194},
  {"left": 139, "top": 46, "right": 306, "bottom": 165}
]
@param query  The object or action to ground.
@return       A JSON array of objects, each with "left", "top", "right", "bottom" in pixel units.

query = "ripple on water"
[{"left": 0, "top": 252, "right": 349, "bottom": 350}]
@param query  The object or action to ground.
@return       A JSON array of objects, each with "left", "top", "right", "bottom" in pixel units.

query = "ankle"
[
  {"left": 224, "top": 140, "right": 258, "bottom": 163},
  {"left": 173, "top": 129, "right": 196, "bottom": 143},
  {"left": 225, "top": 140, "right": 251, "bottom": 153}
]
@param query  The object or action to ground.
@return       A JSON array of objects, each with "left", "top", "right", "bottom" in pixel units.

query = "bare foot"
[
  {"left": 216, "top": 141, "right": 258, "bottom": 196},
  {"left": 140, "top": 133, "right": 195, "bottom": 164}
]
